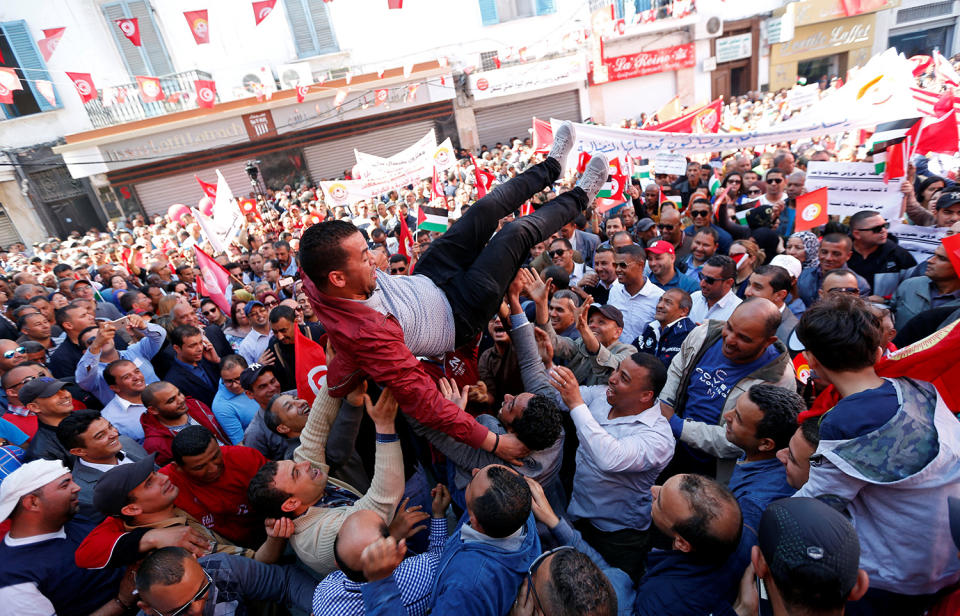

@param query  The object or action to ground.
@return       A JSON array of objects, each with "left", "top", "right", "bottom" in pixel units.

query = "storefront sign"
[
  {"left": 771, "top": 13, "right": 875, "bottom": 63},
  {"left": 242, "top": 110, "right": 277, "bottom": 141},
  {"left": 593, "top": 43, "right": 695, "bottom": 84},
  {"left": 469, "top": 55, "right": 586, "bottom": 100},
  {"left": 100, "top": 118, "right": 246, "bottom": 163},
  {"left": 716, "top": 34, "right": 752, "bottom": 63}
]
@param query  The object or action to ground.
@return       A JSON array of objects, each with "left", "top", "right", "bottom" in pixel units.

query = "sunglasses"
[
  {"left": 691, "top": 210, "right": 710, "bottom": 218},
  {"left": 827, "top": 286, "right": 860, "bottom": 295},
  {"left": 202, "top": 308, "right": 218, "bottom": 315},
  {"left": 657, "top": 224, "right": 675, "bottom": 231},
  {"left": 727, "top": 179, "right": 741, "bottom": 184},
  {"left": 768, "top": 178, "right": 783, "bottom": 184},
  {"left": 9, "top": 374, "right": 38, "bottom": 389},
  {"left": 855, "top": 222, "right": 889, "bottom": 234},
  {"left": 747, "top": 189, "right": 762, "bottom": 195},
  {"left": 150, "top": 571, "right": 212, "bottom": 616},
  {"left": 526, "top": 546, "right": 575, "bottom": 613},
  {"left": 3, "top": 347, "right": 25, "bottom": 359},
  {"left": 548, "top": 249, "right": 567, "bottom": 258},
  {"left": 264, "top": 300, "right": 278, "bottom": 306},
  {"left": 389, "top": 268, "right": 406, "bottom": 274},
  {"left": 699, "top": 272, "right": 725, "bottom": 285}
]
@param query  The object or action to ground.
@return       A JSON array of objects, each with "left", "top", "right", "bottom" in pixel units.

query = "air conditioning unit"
[
  {"left": 225, "top": 65, "right": 277, "bottom": 100},
  {"left": 278, "top": 62, "right": 313, "bottom": 90},
  {"left": 695, "top": 15, "right": 724, "bottom": 39}
]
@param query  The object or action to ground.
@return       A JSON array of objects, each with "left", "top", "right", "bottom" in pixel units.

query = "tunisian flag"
[
  {"left": 916, "top": 106, "right": 960, "bottom": 156},
  {"left": 195, "top": 174, "right": 217, "bottom": 199},
  {"left": 532, "top": 117, "right": 553, "bottom": 153},
  {"left": 397, "top": 211, "right": 413, "bottom": 259},
  {"left": 115, "top": 18, "right": 141, "bottom": 46},
  {"left": 195, "top": 79, "right": 216, "bottom": 108},
  {"left": 184, "top": 10, "right": 210, "bottom": 44},
  {"left": 469, "top": 153, "right": 494, "bottom": 198},
  {"left": 295, "top": 327, "right": 327, "bottom": 405},
  {"left": 193, "top": 246, "right": 232, "bottom": 315},
  {"left": 252, "top": 0, "right": 277, "bottom": 25}
]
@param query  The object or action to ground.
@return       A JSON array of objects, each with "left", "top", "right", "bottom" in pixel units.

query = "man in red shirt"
[{"left": 160, "top": 425, "right": 266, "bottom": 547}]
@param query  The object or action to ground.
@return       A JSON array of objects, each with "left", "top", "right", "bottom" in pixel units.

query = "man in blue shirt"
[
  {"left": 660, "top": 299, "right": 794, "bottom": 482},
  {"left": 722, "top": 383, "right": 800, "bottom": 531},
  {"left": 637, "top": 473, "right": 750, "bottom": 615},
  {"left": 74, "top": 314, "right": 165, "bottom": 405},
  {"left": 683, "top": 197, "right": 732, "bottom": 254},
  {"left": 646, "top": 240, "right": 698, "bottom": 294}
]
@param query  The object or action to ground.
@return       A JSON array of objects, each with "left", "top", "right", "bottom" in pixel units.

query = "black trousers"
[
  {"left": 574, "top": 518, "right": 651, "bottom": 582},
  {"left": 415, "top": 158, "right": 587, "bottom": 347}
]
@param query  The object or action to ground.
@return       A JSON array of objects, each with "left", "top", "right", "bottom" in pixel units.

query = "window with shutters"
[
  {"left": 479, "top": 0, "right": 555, "bottom": 25},
  {"left": 102, "top": 0, "right": 174, "bottom": 78},
  {"left": 0, "top": 21, "right": 61, "bottom": 119},
  {"left": 283, "top": 0, "right": 340, "bottom": 59}
]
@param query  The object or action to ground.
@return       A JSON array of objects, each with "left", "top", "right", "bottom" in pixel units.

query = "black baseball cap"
[
  {"left": 240, "top": 363, "right": 280, "bottom": 391},
  {"left": 19, "top": 377, "right": 68, "bottom": 404},
  {"left": 936, "top": 190, "right": 960, "bottom": 211},
  {"left": 758, "top": 497, "right": 860, "bottom": 596},
  {"left": 587, "top": 304, "right": 625, "bottom": 329},
  {"left": 93, "top": 453, "right": 158, "bottom": 517}
]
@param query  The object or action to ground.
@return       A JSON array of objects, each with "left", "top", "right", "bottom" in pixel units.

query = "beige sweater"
[{"left": 289, "top": 387, "right": 405, "bottom": 576}]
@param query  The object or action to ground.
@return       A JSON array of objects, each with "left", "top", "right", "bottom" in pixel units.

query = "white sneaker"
[
  {"left": 548, "top": 121, "right": 576, "bottom": 167},
  {"left": 576, "top": 154, "right": 609, "bottom": 204}
]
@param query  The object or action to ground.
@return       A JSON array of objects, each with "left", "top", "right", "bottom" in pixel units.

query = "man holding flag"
[{"left": 298, "top": 122, "right": 611, "bottom": 462}]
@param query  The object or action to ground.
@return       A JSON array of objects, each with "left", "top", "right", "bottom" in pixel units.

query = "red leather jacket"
[{"left": 301, "top": 274, "right": 488, "bottom": 448}]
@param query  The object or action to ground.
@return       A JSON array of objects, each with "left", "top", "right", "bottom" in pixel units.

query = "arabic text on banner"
[{"left": 804, "top": 161, "right": 902, "bottom": 221}]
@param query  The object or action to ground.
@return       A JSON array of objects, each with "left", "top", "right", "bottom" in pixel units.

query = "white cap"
[
  {"left": 0, "top": 459, "right": 69, "bottom": 521},
  {"left": 771, "top": 254, "right": 802, "bottom": 280}
]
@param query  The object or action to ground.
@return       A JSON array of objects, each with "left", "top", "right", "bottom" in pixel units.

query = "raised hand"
[
  {"left": 388, "top": 498, "right": 429, "bottom": 539},
  {"left": 360, "top": 536, "right": 407, "bottom": 582},
  {"left": 431, "top": 483, "right": 451, "bottom": 518}
]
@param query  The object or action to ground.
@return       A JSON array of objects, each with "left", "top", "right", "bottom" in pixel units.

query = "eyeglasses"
[
  {"left": 855, "top": 222, "right": 889, "bottom": 234},
  {"left": 768, "top": 178, "right": 783, "bottom": 184},
  {"left": 526, "top": 546, "right": 575, "bottom": 613},
  {"left": 150, "top": 570, "right": 212, "bottom": 616},
  {"left": 827, "top": 286, "right": 859, "bottom": 295},
  {"left": 3, "top": 347, "right": 25, "bottom": 359},
  {"left": 727, "top": 179, "right": 741, "bottom": 184},
  {"left": 691, "top": 210, "right": 710, "bottom": 218},
  {"left": 264, "top": 300, "right": 278, "bottom": 307},
  {"left": 657, "top": 224, "right": 675, "bottom": 231},
  {"left": 548, "top": 249, "right": 567, "bottom": 258}
]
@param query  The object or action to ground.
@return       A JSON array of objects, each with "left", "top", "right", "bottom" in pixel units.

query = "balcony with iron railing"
[{"left": 81, "top": 69, "right": 218, "bottom": 129}]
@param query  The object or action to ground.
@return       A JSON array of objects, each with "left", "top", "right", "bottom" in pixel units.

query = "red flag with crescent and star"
[
  {"left": 195, "top": 79, "right": 216, "bottom": 108},
  {"left": 295, "top": 326, "right": 328, "bottom": 405},
  {"left": 115, "top": 18, "right": 141, "bottom": 46}
]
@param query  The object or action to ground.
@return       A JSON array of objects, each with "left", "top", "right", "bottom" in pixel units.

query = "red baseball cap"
[{"left": 646, "top": 240, "right": 675, "bottom": 256}]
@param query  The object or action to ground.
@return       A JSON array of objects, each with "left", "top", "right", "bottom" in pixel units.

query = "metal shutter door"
[
  {"left": 474, "top": 90, "right": 580, "bottom": 149},
  {"left": 0, "top": 206, "right": 23, "bottom": 248},
  {"left": 133, "top": 163, "right": 252, "bottom": 218},
  {"left": 303, "top": 120, "right": 436, "bottom": 181}
]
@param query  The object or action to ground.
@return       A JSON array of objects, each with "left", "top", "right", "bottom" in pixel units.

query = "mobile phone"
[{"left": 280, "top": 276, "right": 294, "bottom": 287}]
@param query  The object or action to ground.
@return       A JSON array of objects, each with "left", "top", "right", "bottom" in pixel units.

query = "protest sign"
[
  {"left": 653, "top": 152, "right": 688, "bottom": 175},
  {"left": 354, "top": 129, "right": 438, "bottom": 175},
  {"left": 889, "top": 221, "right": 949, "bottom": 262},
  {"left": 787, "top": 84, "right": 820, "bottom": 110},
  {"left": 804, "top": 162, "right": 902, "bottom": 221}
]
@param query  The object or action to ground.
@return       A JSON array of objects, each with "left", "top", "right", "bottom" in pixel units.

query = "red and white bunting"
[
  {"left": 184, "top": 10, "right": 210, "bottom": 45},
  {"left": 136, "top": 75, "right": 164, "bottom": 102},
  {"left": 252, "top": 0, "right": 277, "bottom": 25}
]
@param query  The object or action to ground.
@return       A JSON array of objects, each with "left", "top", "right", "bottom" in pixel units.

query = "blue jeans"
[{"left": 415, "top": 158, "right": 586, "bottom": 347}]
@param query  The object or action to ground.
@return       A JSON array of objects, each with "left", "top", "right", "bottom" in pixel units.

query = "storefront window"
[{"left": 890, "top": 25, "right": 953, "bottom": 58}]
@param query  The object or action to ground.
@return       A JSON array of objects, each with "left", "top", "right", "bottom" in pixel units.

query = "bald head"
[
  {"left": 722, "top": 298, "right": 781, "bottom": 363},
  {"left": 334, "top": 509, "right": 389, "bottom": 582},
  {"left": 737, "top": 297, "right": 782, "bottom": 338}
]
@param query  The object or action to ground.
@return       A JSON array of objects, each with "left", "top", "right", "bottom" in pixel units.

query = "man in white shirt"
[
  {"left": 238, "top": 301, "right": 272, "bottom": 365},
  {"left": 100, "top": 358, "right": 150, "bottom": 443},
  {"left": 689, "top": 255, "right": 742, "bottom": 324},
  {"left": 607, "top": 244, "right": 664, "bottom": 344},
  {"left": 509, "top": 301, "right": 674, "bottom": 580}
]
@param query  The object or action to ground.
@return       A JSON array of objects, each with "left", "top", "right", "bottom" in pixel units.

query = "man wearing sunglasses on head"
[{"left": 848, "top": 210, "right": 917, "bottom": 300}]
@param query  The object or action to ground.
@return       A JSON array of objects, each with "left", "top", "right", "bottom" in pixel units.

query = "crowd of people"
[{"left": 1, "top": 70, "right": 960, "bottom": 616}]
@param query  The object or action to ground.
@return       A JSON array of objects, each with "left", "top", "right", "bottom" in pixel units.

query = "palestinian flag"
[
  {"left": 418, "top": 205, "right": 448, "bottom": 233},
  {"left": 708, "top": 174, "right": 721, "bottom": 196},
  {"left": 867, "top": 118, "right": 923, "bottom": 155}
]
